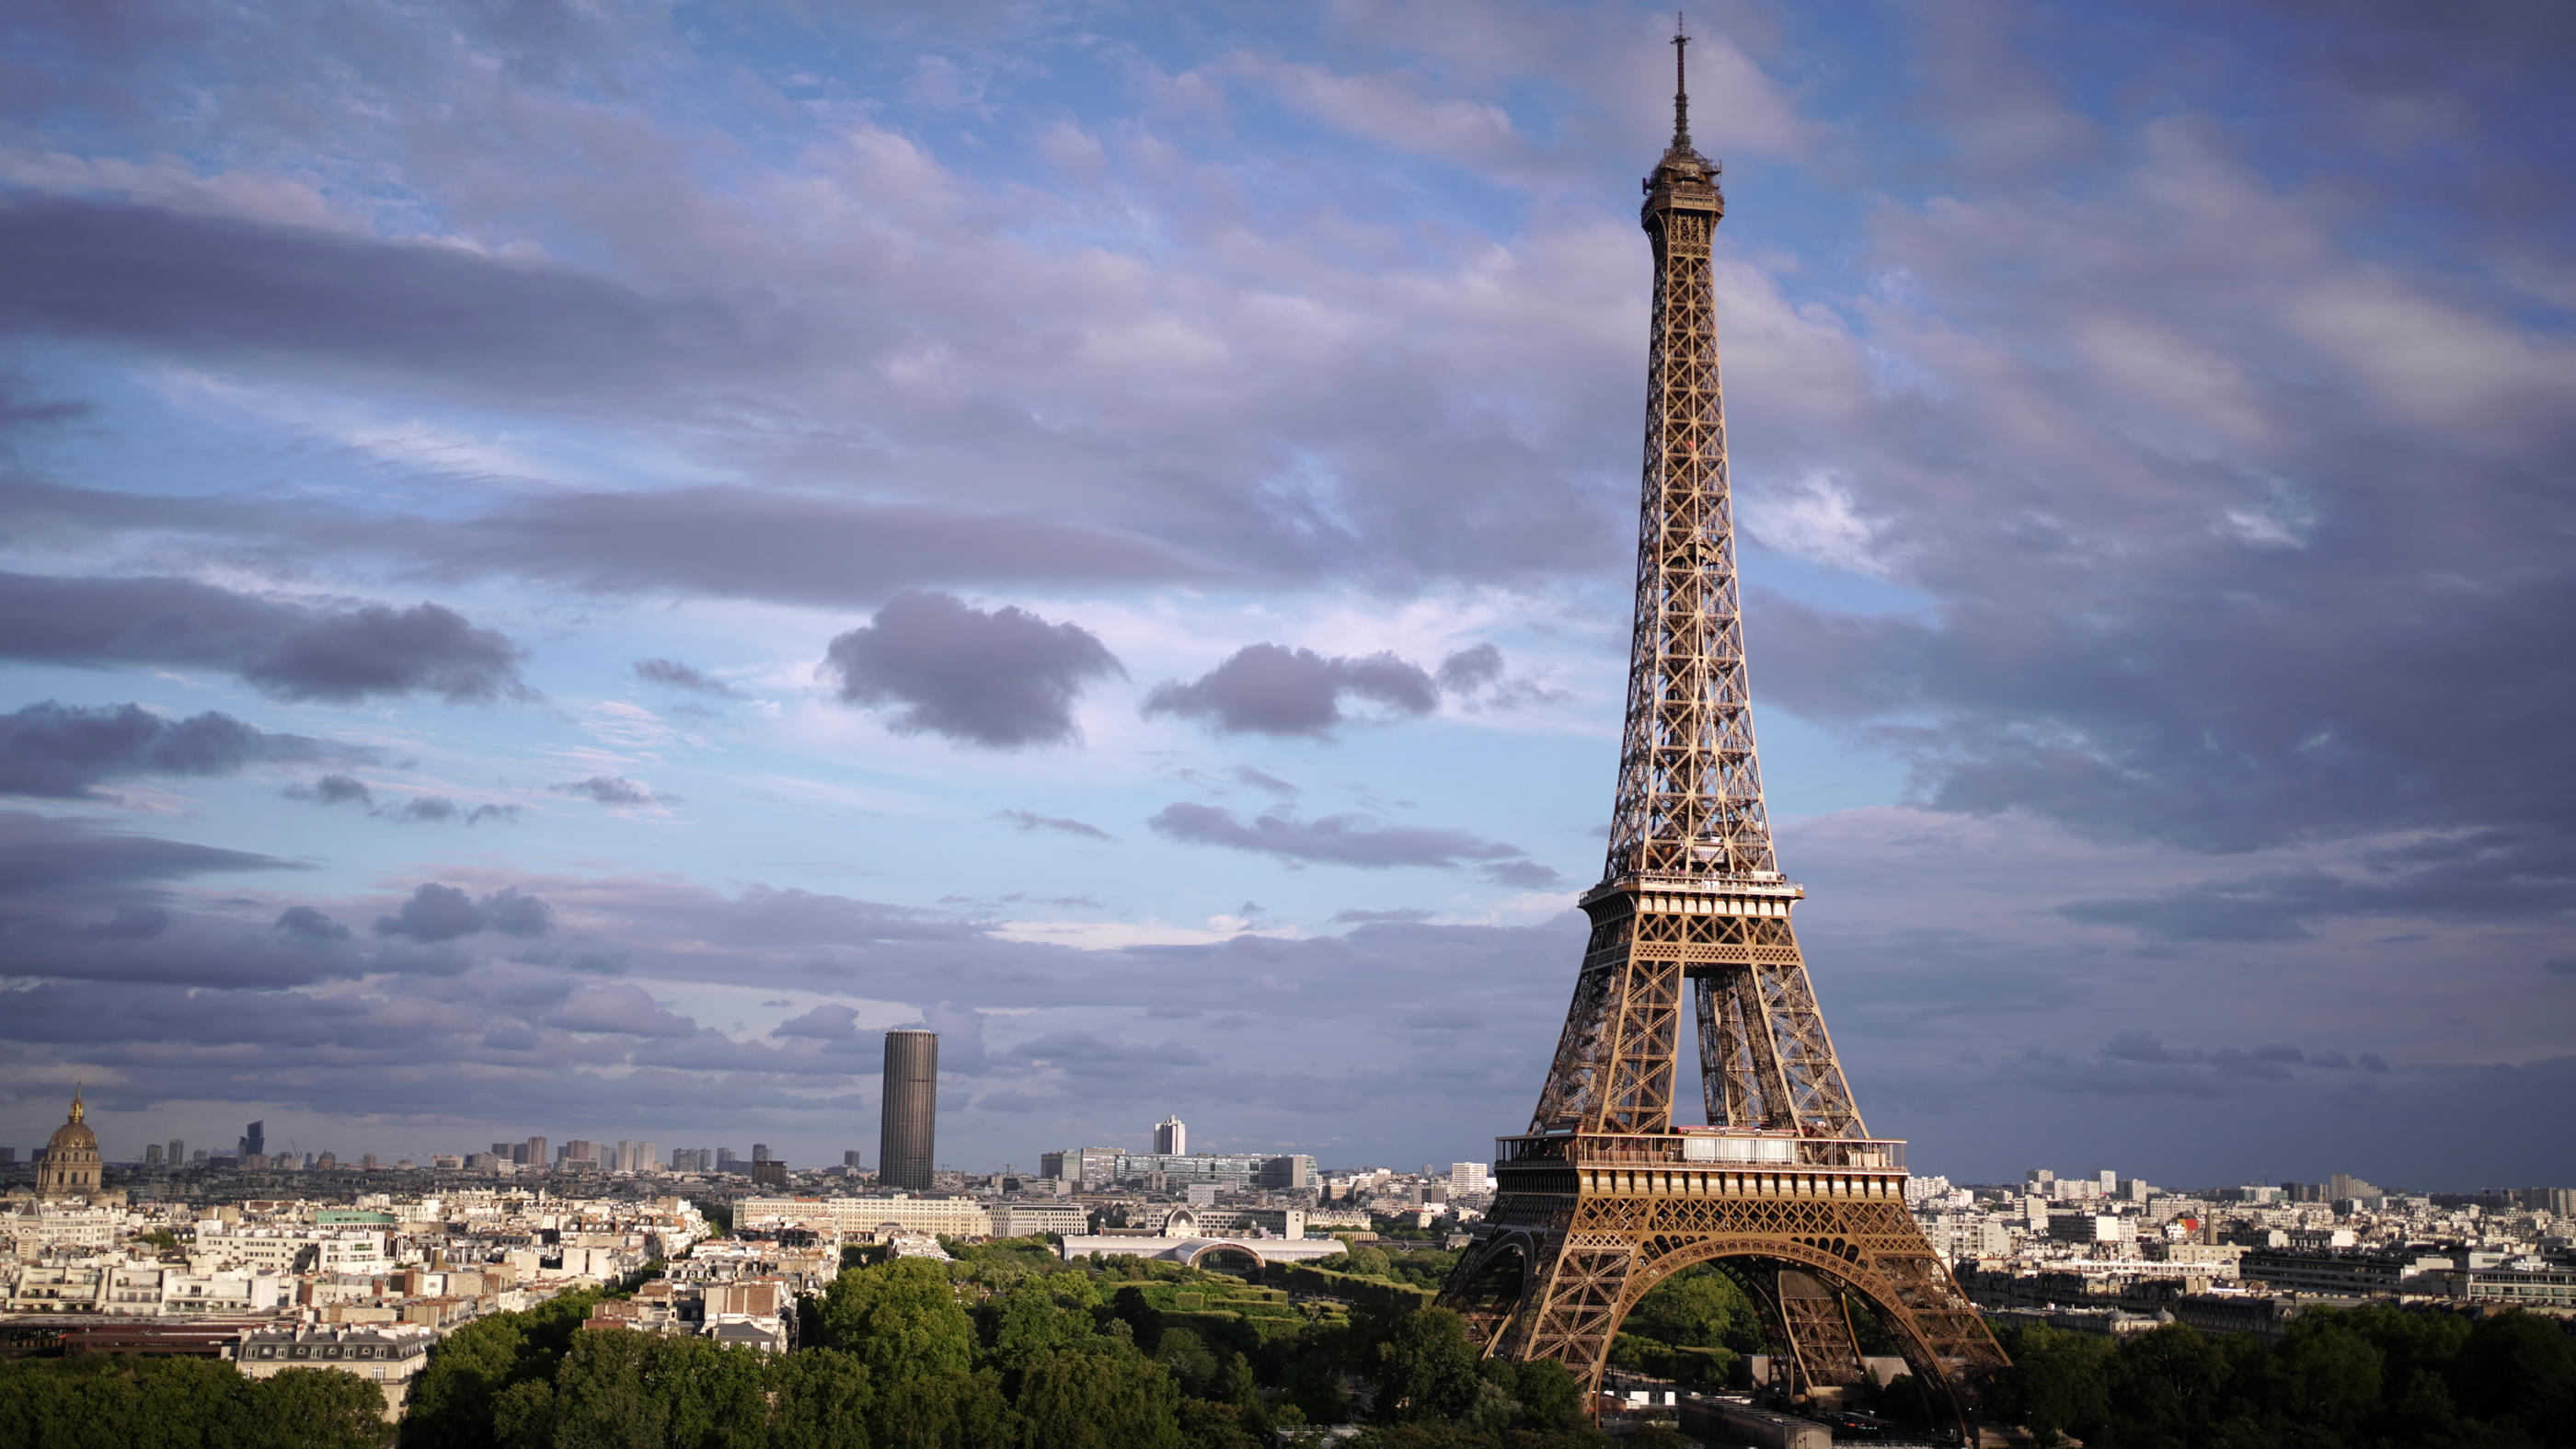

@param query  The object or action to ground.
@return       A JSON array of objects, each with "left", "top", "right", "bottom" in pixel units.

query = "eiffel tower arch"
[{"left": 1440, "top": 22, "right": 2007, "bottom": 1440}]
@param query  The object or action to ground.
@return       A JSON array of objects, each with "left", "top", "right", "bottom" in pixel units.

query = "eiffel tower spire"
[
  {"left": 1440, "top": 29, "right": 2008, "bottom": 1434},
  {"left": 1670, "top": 13, "right": 1693, "bottom": 153}
]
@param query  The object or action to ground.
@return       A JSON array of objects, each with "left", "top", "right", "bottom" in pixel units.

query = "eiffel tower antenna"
[
  {"left": 1441, "top": 30, "right": 2008, "bottom": 1437},
  {"left": 1671, "top": 13, "right": 1692, "bottom": 151}
]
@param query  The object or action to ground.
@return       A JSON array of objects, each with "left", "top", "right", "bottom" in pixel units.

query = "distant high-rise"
[
  {"left": 524, "top": 1135, "right": 547, "bottom": 1168},
  {"left": 144, "top": 1144, "right": 165, "bottom": 1167},
  {"left": 239, "top": 1121, "right": 265, "bottom": 1158},
  {"left": 880, "top": 1029, "right": 938, "bottom": 1191},
  {"left": 753, "top": 1143, "right": 771, "bottom": 1163},
  {"left": 167, "top": 1138, "right": 184, "bottom": 1166},
  {"left": 843, "top": 1150, "right": 864, "bottom": 1170},
  {"left": 1154, "top": 1116, "right": 1187, "bottom": 1155},
  {"left": 640, "top": 1141, "right": 658, "bottom": 1171}
]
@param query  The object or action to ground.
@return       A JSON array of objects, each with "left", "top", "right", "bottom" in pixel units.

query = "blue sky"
[{"left": 1, "top": 0, "right": 2570, "bottom": 1189}]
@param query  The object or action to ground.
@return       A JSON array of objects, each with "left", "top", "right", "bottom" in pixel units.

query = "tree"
[
  {"left": 1111, "top": 1285, "right": 1164, "bottom": 1352},
  {"left": 1013, "top": 1346, "right": 1184, "bottom": 1449},
  {"left": 251, "top": 1367, "right": 397, "bottom": 1449},
  {"left": 983, "top": 1276, "right": 1103, "bottom": 1372},
  {"left": 1623, "top": 1266, "right": 1763, "bottom": 1355},
  {"left": 2450, "top": 1310, "right": 2576, "bottom": 1443},
  {"left": 1370, "top": 1309, "right": 1486, "bottom": 1424},
  {"left": 765, "top": 1349, "right": 875, "bottom": 1449},
  {"left": 868, "top": 1368, "right": 1018, "bottom": 1449},
  {"left": 402, "top": 1289, "right": 604, "bottom": 1449},
  {"left": 817, "top": 1259, "right": 976, "bottom": 1386},
  {"left": 2279, "top": 1315, "right": 2385, "bottom": 1435},
  {"left": 1506, "top": 1358, "right": 1585, "bottom": 1431},
  {"left": 1990, "top": 1325, "right": 2113, "bottom": 1446},
  {"left": 546, "top": 1329, "right": 672, "bottom": 1449},
  {"left": 2105, "top": 1322, "right": 2232, "bottom": 1443}
]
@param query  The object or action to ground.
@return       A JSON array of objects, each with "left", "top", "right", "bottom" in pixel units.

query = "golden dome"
[{"left": 45, "top": 1091, "right": 98, "bottom": 1156}]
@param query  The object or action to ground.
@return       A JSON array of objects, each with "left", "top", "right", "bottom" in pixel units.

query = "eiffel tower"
[{"left": 1441, "top": 22, "right": 2007, "bottom": 1438}]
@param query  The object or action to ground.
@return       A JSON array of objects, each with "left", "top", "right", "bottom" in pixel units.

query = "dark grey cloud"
[
  {"left": 2060, "top": 827, "right": 2576, "bottom": 942},
  {"left": 0, "top": 476, "right": 1197, "bottom": 612},
  {"left": 822, "top": 591, "right": 1123, "bottom": 748},
  {"left": 407, "top": 486, "right": 1194, "bottom": 606},
  {"left": 0, "top": 192, "right": 804, "bottom": 401},
  {"left": 373, "top": 883, "right": 555, "bottom": 943},
  {"left": 633, "top": 658, "right": 736, "bottom": 696},
  {"left": 0, "top": 701, "right": 357, "bottom": 799},
  {"left": 550, "top": 776, "right": 662, "bottom": 808},
  {"left": 286, "top": 773, "right": 374, "bottom": 808},
  {"left": 0, "top": 571, "right": 527, "bottom": 702},
  {"left": 1477, "top": 857, "right": 1569, "bottom": 890},
  {"left": 773, "top": 1003, "right": 860, "bottom": 1040},
  {"left": 1229, "top": 765, "right": 1300, "bottom": 797},
  {"left": 1433, "top": 642, "right": 1562, "bottom": 710},
  {"left": 1143, "top": 643, "right": 1438, "bottom": 738},
  {"left": 274, "top": 905, "right": 350, "bottom": 942},
  {"left": 1329, "top": 907, "right": 1435, "bottom": 925},
  {"left": 288, "top": 774, "right": 519, "bottom": 825},
  {"left": 1014, "top": 1029, "right": 1205, "bottom": 1097},
  {"left": 1434, "top": 643, "right": 1504, "bottom": 694},
  {"left": 1146, "top": 800, "right": 1539, "bottom": 873},
  {"left": 80, "top": 904, "right": 170, "bottom": 941},
  {"left": 0, "top": 810, "right": 297, "bottom": 899},
  {"left": 1997, "top": 1030, "right": 2396, "bottom": 1099},
  {"left": 546, "top": 984, "right": 694, "bottom": 1038},
  {"left": 995, "top": 809, "right": 1113, "bottom": 842}
]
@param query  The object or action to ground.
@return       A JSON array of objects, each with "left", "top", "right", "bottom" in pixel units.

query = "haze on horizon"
[{"left": 0, "top": 0, "right": 2569, "bottom": 1190}]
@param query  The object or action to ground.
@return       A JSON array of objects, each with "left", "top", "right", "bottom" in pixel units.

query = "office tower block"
[
  {"left": 168, "top": 1138, "right": 184, "bottom": 1166},
  {"left": 843, "top": 1150, "right": 864, "bottom": 1169},
  {"left": 753, "top": 1143, "right": 771, "bottom": 1162},
  {"left": 880, "top": 1029, "right": 938, "bottom": 1191},
  {"left": 1155, "top": 1116, "right": 1187, "bottom": 1155},
  {"left": 240, "top": 1121, "right": 265, "bottom": 1158},
  {"left": 524, "top": 1136, "right": 547, "bottom": 1167}
]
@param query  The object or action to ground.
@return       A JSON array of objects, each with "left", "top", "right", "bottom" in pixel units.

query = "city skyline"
[{"left": 0, "top": 2, "right": 2570, "bottom": 1188}]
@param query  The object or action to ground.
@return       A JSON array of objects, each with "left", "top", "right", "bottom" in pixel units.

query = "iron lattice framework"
[{"left": 1443, "top": 25, "right": 2006, "bottom": 1439}]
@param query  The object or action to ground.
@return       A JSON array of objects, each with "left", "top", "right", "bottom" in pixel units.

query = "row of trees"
[
  {"left": 390, "top": 1245, "right": 1625, "bottom": 1449},
  {"left": 0, "top": 1354, "right": 392, "bottom": 1449},
  {"left": 13, "top": 1230, "right": 2571, "bottom": 1448},
  {"left": 1992, "top": 1305, "right": 2576, "bottom": 1448}
]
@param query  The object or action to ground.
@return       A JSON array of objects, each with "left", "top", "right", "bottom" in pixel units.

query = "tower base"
[{"left": 1443, "top": 1130, "right": 2005, "bottom": 1441}]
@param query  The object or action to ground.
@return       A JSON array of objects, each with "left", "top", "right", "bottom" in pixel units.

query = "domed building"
[{"left": 36, "top": 1089, "right": 104, "bottom": 1200}]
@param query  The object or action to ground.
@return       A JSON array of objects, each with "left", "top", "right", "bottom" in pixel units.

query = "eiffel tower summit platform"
[{"left": 1439, "top": 20, "right": 2008, "bottom": 1442}]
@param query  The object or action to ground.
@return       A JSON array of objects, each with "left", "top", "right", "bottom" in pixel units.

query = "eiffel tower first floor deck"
[{"left": 1446, "top": 1133, "right": 2008, "bottom": 1441}]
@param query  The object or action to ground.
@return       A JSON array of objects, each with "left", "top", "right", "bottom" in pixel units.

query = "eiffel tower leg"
[
  {"left": 1776, "top": 1269, "right": 1868, "bottom": 1393},
  {"left": 1515, "top": 1224, "right": 1640, "bottom": 1392}
]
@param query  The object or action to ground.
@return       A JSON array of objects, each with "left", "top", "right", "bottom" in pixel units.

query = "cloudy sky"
[{"left": 1, "top": 0, "right": 2569, "bottom": 1190}]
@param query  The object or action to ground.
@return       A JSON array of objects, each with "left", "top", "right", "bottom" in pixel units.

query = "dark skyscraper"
[
  {"left": 239, "top": 1120, "right": 264, "bottom": 1158},
  {"left": 880, "top": 1029, "right": 937, "bottom": 1191}
]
